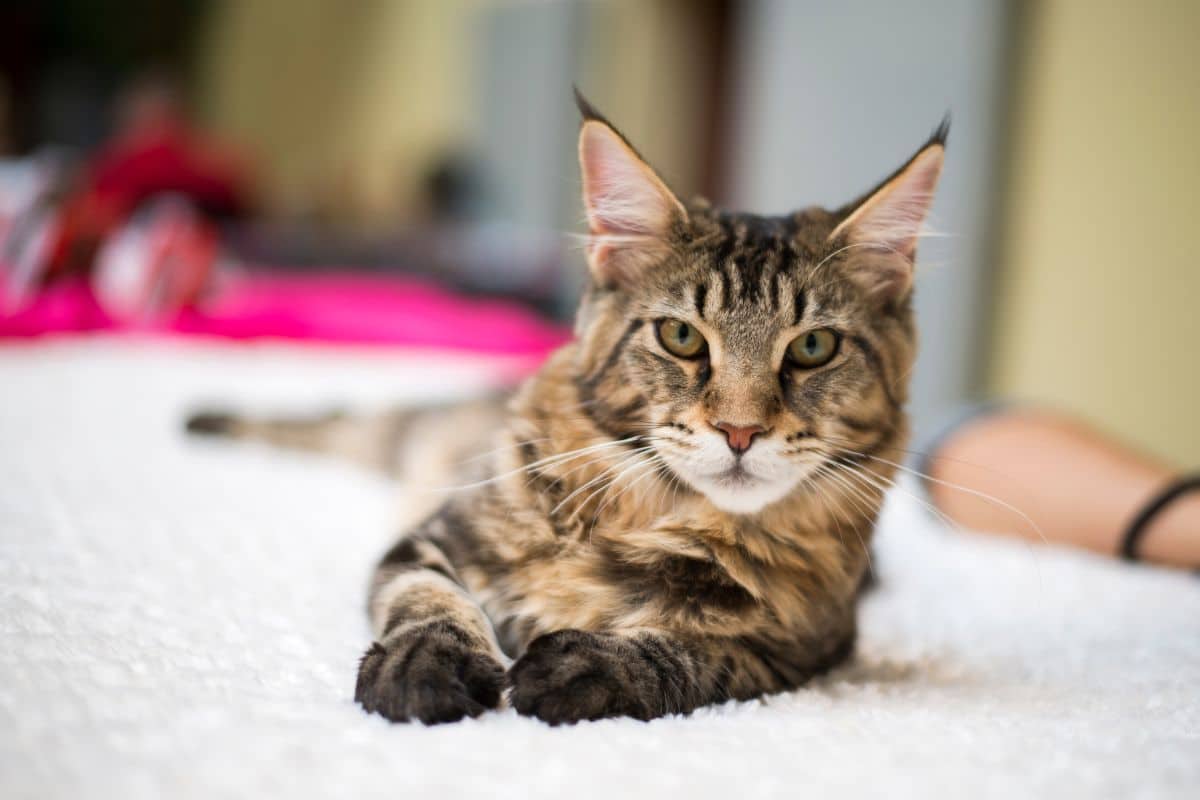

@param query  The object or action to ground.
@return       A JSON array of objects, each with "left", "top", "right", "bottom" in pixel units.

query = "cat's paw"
[
  {"left": 354, "top": 620, "right": 504, "bottom": 724},
  {"left": 507, "top": 629, "right": 659, "bottom": 725}
]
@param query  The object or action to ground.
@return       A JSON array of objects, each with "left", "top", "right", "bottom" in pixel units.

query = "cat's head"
[{"left": 571, "top": 91, "right": 945, "bottom": 515}]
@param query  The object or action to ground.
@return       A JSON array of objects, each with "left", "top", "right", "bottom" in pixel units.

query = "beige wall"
[
  {"left": 990, "top": 0, "right": 1200, "bottom": 466},
  {"left": 196, "top": 0, "right": 710, "bottom": 227},
  {"left": 198, "top": 0, "right": 478, "bottom": 224},
  {"left": 578, "top": 0, "right": 714, "bottom": 197}
]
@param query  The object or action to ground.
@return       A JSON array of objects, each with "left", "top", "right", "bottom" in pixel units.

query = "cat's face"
[{"left": 573, "top": 94, "right": 944, "bottom": 515}]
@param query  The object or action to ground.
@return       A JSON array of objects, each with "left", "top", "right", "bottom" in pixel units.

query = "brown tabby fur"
[{"left": 188, "top": 94, "right": 946, "bottom": 725}]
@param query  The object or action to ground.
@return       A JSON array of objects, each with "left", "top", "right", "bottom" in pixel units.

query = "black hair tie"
[{"left": 1120, "top": 474, "right": 1200, "bottom": 561}]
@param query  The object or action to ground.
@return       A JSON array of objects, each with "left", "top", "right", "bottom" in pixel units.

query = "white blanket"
[{"left": 2, "top": 340, "right": 1196, "bottom": 799}]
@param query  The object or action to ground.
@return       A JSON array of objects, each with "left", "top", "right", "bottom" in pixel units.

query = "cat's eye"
[
  {"left": 786, "top": 328, "right": 840, "bottom": 368},
  {"left": 656, "top": 319, "right": 708, "bottom": 359}
]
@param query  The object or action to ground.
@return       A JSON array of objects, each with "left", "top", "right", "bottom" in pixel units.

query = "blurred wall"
[
  {"left": 989, "top": 0, "right": 1200, "bottom": 466},
  {"left": 197, "top": 0, "right": 718, "bottom": 234},
  {"left": 198, "top": 0, "right": 477, "bottom": 224},
  {"left": 576, "top": 0, "right": 724, "bottom": 203}
]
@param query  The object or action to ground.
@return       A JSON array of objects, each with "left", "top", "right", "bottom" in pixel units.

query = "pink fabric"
[{"left": 0, "top": 271, "right": 570, "bottom": 358}]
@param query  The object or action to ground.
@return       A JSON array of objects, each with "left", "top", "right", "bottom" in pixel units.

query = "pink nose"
[{"left": 713, "top": 422, "right": 766, "bottom": 454}]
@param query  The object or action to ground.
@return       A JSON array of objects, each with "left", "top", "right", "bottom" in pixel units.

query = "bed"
[{"left": 2, "top": 338, "right": 1196, "bottom": 799}]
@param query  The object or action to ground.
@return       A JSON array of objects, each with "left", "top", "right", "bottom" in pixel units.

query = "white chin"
[{"left": 686, "top": 470, "right": 800, "bottom": 515}]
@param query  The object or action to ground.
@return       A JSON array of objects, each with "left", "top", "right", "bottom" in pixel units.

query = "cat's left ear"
[
  {"left": 576, "top": 89, "right": 687, "bottom": 286},
  {"left": 828, "top": 119, "right": 948, "bottom": 299}
]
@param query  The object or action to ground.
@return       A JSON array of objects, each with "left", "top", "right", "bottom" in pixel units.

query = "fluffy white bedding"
[{"left": 1, "top": 339, "right": 1197, "bottom": 800}]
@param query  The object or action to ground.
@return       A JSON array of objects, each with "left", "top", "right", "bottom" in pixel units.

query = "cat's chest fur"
[{"left": 462, "top": 501, "right": 864, "bottom": 659}]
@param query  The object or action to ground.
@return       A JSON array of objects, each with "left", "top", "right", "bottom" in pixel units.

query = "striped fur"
[{"left": 189, "top": 97, "right": 945, "bottom": 725}]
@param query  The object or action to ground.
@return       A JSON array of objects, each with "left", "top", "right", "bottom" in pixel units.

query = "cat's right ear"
[
  {"left": 576, "top": 90, "right": 687, "bottom": 286},
  {"left": 827, "top": 118, "right": 948, "bottom": 302}
]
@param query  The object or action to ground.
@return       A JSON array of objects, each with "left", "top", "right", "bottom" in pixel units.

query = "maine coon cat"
[{"left": 188, "top": 92, "right": 946, "bottom": 725}]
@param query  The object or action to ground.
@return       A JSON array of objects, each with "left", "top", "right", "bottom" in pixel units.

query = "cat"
[{"left": 187, "top": 90, "right": 946, "bottom": 725}]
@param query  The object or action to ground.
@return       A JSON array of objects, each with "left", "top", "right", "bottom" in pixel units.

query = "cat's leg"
[
  {"left": 507, "top": 628, "right": 853, "bottom": 725},
  {"left": 354, "top": 534, "right": 506, "bottom": 724}
]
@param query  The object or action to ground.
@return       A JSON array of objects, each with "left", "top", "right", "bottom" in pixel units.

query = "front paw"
[
  {"left": 354, "top": 620, "right": 504, "bottom": 724},
  {"left": 507, "top": 630, "right": 661, "bottom": 725}
]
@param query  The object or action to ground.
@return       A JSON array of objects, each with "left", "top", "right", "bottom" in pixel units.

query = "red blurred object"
[
  {"left": 92, "top": 196, "right": 220, "bottom": 323},
  {"left": 48, "top": 115, "right": 249, "bottom": 277},
  {"left": 0, "top": 91, "right": 250, "bottom": 317}
]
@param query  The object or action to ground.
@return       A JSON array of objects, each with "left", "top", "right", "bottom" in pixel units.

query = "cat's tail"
[
  {"left": 184, "top": 397, "right": 509, "bottom": 479},
  {"left": 185, "top": 408, "right": 406, "bottom": 474}
]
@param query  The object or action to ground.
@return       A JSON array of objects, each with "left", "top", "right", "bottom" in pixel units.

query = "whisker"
[
  {"left": 431, "top": 437, "right": 639, "bottom": 492},
  {"left": 592, "top": 454, "right": 667, "bottom": 522},
  {"left": 579, "top": 460, "right": 660, "bottom": 539},
  {"left": 807, "top": 466, "right": 855, "bottom": 541},
  {"left": 525, "top": 442, "right": 651, "bottom": 488},
  {"left": 818, "top": 432, "right": 1014, "bottom": 480},
  {"left": 831, "top": 446, "right": 1048, "bottom": 546},
  {"left": 571, "top": 452, "right": 658, "bottom": 527},
  {"left": 816, "top": 462, "right": 886, "bottom": 522},
  {"left": 455, "top": 437, "right": 554, "bottom": 467},
  {"left": 829, "top": 455, "right": 960, "bottom": 534},
  {"left": 551, "top": 446, "right": 657, "bottom": 516},
  {"left": 828, "top": 451, "right": 1047, "bottom": 595},
  {"left": 811, "top": 464, "right": 878, "bottom": 577}
]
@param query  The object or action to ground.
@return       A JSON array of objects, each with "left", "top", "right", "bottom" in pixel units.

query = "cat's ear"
[
  {"left": 828, "top": 119, "right": 948, "bottom": 300},
  {"left": 576, "top": 89, "right": 687, "bottom": 286}
]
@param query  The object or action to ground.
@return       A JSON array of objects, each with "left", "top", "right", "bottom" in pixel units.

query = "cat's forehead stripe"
[
  {"left": 693, "top": 282, "right": 708, "bottom": 319},
  {"left": 769, "top": 269, "right": 782, "bottom": 313},
  {"left": 793, "top": 290, "right": 807, "bottom": 325}
]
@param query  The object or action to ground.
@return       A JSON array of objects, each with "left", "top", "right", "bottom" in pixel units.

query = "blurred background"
[{"left": 0, "top": 0, "right": 1195, "bottom": 466}]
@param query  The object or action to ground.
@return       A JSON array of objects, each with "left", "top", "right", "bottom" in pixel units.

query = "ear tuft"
[
  {"left": 573, "top": 85, "right": 607, "bottom": 125},
  {"left": 929, "top": 112, "right": 951, "bottom": 149},
  {"left": 576, "top": 94, "right": 686, "bottom": 286}
]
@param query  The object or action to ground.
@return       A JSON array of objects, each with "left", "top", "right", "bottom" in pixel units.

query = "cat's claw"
[{"left": 354, "top": 620, "right": 504, "bottom": 725}]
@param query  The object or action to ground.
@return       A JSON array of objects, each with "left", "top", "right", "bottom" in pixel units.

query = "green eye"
[
  {"left": 786, "top": 328, "right": 840, "bottom": 368},
  {"left": 656, "top": 319, "right": 708, "bottom": 359}
]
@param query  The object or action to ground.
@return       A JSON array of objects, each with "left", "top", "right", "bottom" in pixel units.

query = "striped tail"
[
  {"left": 184, "top": 396, "right": 509, "bottom": 480},
  {"left": 185, "top": 408, "right": 407, "bottom": 474}
]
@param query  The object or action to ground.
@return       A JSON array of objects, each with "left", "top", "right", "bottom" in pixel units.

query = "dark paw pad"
[
  {"left": 507, "top": 630, "right": 657, "bottom": 725},
  {"left": 354, "top": 620, "right": 504, "bottom": 724}
]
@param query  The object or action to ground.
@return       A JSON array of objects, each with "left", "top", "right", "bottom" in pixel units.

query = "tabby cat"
[{"left": 188, "top": 92, "right": 946, "bottom": 725}]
